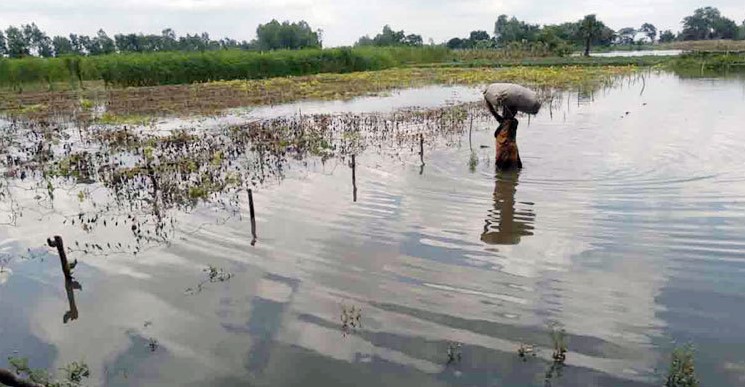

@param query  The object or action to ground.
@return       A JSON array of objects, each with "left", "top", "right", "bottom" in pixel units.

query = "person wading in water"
[
  {"left": 485, "top": 102, "right": 522, "bottom": 170},
  {"left": 483, "top": 83, "right": 541, "bottom": 170}
]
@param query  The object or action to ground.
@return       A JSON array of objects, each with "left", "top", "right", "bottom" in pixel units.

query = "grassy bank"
[
  {"left": 669, "top": 51, "right": 745, "bottom": 74},
  {"left": 0, "top": 46, "right": 661, "bottom": 92},
  {"left": 0, "top": 46, "right": 451, "bottom": 90},
  {"left": 0, "top": 65, "right": 637, "bottom": 119}
]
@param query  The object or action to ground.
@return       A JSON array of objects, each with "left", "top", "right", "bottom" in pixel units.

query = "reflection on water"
[
  {"left": 1, "top": 71, "right": 745, "bottom": 386},
  {"left": 481, "top": 170, "right": 535, "bottom": 245},
  {"left": 63, "top": 278, "right": 81, "bottom": 324}
]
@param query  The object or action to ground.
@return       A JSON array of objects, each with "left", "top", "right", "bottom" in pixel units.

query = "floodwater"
[{"left": 2, "top": 71, "right": 745, "bottom": 386}]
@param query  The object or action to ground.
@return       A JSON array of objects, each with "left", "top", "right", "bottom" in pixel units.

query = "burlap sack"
[{"left": 483, "top": 83, "right": 541, "bottom": 114}]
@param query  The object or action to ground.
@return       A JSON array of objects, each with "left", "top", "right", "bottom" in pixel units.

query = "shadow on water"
[{"left": 481, "top": 169, "right": 535, "bottom": 245}]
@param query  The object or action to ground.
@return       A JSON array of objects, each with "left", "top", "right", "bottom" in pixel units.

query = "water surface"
[{"left": 1, "top": 71, "right": 745, "bottom": 386}]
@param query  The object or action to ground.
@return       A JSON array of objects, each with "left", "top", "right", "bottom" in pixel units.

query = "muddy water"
[{"left": 2, "top": 71, "right": 745, "bottom": 386}]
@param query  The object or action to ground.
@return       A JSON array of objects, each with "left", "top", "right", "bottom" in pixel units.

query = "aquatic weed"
[{"left": 665, "top": 344, "right": 699, "bottom": 387}]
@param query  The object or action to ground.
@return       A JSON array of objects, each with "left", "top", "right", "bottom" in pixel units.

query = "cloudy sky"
[{"left": 1, "top": 0, "right": 743, "bottom": 47}]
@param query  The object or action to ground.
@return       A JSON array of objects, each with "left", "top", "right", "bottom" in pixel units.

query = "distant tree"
[
  {"left": 404, "top": 33, "right": 423, "bottom": 46},
  {"left": 469, "top": 30, "right": 490, "bottom": 42},
  {"left": 52, "top": 36, "right": 73, "bottom": 56},
  {"left": 711, "top": 17, "right": 739, "bottom": 39},
  {"left": 579, "top": 14, "right": 603, "bottom": 56},
  {"left": 5, "top": 26, "right": 30, "bottom": 57},
  {"left": 161, "top": 28, "right": 177, "bottom": 51},
  {"left": 68, "top": 34, "right": 84, "bottom": 55},
  {"left": 115, "top": 34, "right": 141, "bottom": 52},
  {"left": 617, "top": 27, "right": 637, "bottom": 44},
  {"left": 659, "top": 30, "right": 676, "bottom": 43},
  {"left": 22, "top": 23, "right": 53, "bottom": 57},
  {"left": 640, "top": 23, "right": 657, "bottom": 42},
  {"left": 96, "top": 29, "right": 116, "bottom": 54},
  {"left": 0, "top": 30, "right": 6, "bottom": 56},
  {"left": 355, "top": 35, "right": 374, "bottom": 46},
  {"left": 494, "top": 15, "right": 540, "bottom": 44},
  {"left": 256, "top": 19, "right": 321, "bottom": 50},
  {"left": 79, "top": 35, "right": 97, "bottom": 55},
  {"left": 739, "top": 20, "right": 745, "bottom": 40},
  {"left": 355, "top": 25, "right": 422, "bottom": 47},
  {"left": 681, "top": 7, "right": 738, "bottom": 40},
  {"left": 468, "top": 30, "right": 492, "bottom": 48},
  {"left": 446, "top": 37, "right": 465, "bottom": 49}
]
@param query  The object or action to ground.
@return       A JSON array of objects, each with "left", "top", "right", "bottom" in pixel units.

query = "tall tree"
[
  {"left": 96, "top": 29, "right": 116, "bottom": 54},
  {"left": 355, "top": 25, "right": 421, "bottom": 47},
  {"left": 52, "top": 36, "right": 73, "bottom": 56},
  {"left": 640, "top": 23, "right": 657, "bottom": 42},
  {"left": 22, "top": 23, "right": 53, "bottom": 57},
  {"left": 68, "top": 34, "right": 84, "bottom": 55},
  {"left": 579, "top": 14, "right": 602, "bottom": 56},
  {"left": 5, "top": 26, "right": 30, "bottom": 57},
  {"left": 680, "top": 7, "right": 737, "bottom": 40},
  {"left": 0, "top": 30, "right": 6, "bottom": 56},
  {"left": 161, "top": 28, "right": 177, "bottom": 51},
  {"left": 256, "top": 20, "right": 320, "bottom": 50},
  {"left": 711, "top": 17, "right": 738, "bottom": 39},
  {"left": 494, "top": 15, "right": 540, "bottom": 44}
]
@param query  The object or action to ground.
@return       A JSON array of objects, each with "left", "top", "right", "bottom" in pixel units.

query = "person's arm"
[
  {"left": 484, "top": 100, "right": 504, "bottom": 123},
  {"left": 502, "top": 105, "right": 516, "bottom": 119}
]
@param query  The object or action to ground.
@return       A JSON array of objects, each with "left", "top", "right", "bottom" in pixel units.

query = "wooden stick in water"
[
  {"left": 248, "top": 189, "right": 257, "bottom": 246},
  {"left": 47, "top": 236, "right": 73, "bottom": 282},
  {"left": 419, "top": 134, "right": 425, "bottom": 166},
  {"left": 352, "top": 155, "right": 357, "bottom": 202}
]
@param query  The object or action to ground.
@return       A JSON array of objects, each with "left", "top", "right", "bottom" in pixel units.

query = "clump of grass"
[
  {"left": 96, "top": 112, "right": 153, "bottom": 126},
  {"left": 185, "top": 265, "right": 233, "bottom": 294},
  {"left": 79, "top": 98, "right": 94, "bottom": 110},
  {"left": 665, "top": 344, "right": 699, "bottom": 387},
  {"left": 6, "top": 356, "right": 90, "bottom": 386},
  {"left": 468, "top": 151, "right": 479, "bottom": 172},
  {"left": 446, "top": 342, "right": 462, "bottom": 364},
  {"left": 340, "top": 304, "right": 362, "bottom": 336},
  {"left": 517, "top": 343, "right": 536, "bottom": 361},
  {"left": 549, "top": 324, "right": 568, "bottom": 363}
]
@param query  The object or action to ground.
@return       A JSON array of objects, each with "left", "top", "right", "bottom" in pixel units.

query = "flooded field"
[{"left": 1, "top": 70, "right": 745, "bottom": 386}]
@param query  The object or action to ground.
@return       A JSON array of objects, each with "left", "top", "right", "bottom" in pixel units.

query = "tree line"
[
  {"left": 443, "top": 7, "right": 744, "bottom": 55},
  {"left": 0, "top": 20, "right": 321, "bottom": 58},
  {"left": 0, "top": 7, "right": 743, "bottom": 59}
]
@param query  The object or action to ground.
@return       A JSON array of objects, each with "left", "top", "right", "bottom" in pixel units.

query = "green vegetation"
[
  {"left": 681, "top": 7, "right": 741, "bottom": 41},
  {"left": 356, "top": 25, "right": 423, "bottom": 47},
  {"left": 0, "top": 19, "right": 322, "bottom": 59},
  {"left": 0, "top": 46, "right": 450, "bottom": 89},
  {"left": 4, "top": 356, "right": 89, "bottom": 387},
  {"left": 670, "top": 52, "right": 745, "bottom": 73},
  {"left": 1, "top": 65, "right": 637, "bottom": 119},
  {"left": 665, "top": 345, "right": 699, "bottom": 387}
]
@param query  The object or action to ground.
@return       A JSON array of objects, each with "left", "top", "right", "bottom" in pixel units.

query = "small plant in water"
[
  {"left": 468, "top": 151, "right": 479, "bottom": 173},
  {"left": 517, "top": 343, "right": 537, "bottom": 361},
  {"left": 446, "top": 342, "right": 462, "bottom": 364},
  {"left": 340, "top": 304, "right": 362, "bottom": 336},
  {"left": 148, "top": 338, "right": 159, "bottom": 352},
  {"left": 665, "top": 344, "right": 699, "bottom": 387},
  {"left": 549, "top": 323, "right": 568, "bottom": 363},
  {"left": 185, "top": 265, "right": 233, "bottom": 294}
]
